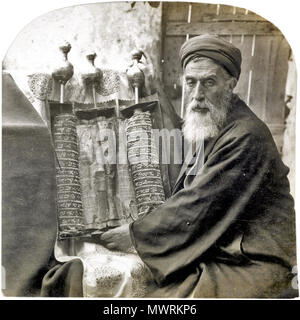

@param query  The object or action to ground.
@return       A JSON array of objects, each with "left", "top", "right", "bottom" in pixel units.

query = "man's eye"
[
  {"left": 204, "top": 79, "right": 215, "bottom": 87},
  {"left": 185, "top": 79, "right": 195, "bottom": 87}
]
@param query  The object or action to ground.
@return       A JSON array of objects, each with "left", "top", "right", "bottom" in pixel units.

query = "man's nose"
[{"left": 193, "top": 81, "right": 205, "bottom": 101}]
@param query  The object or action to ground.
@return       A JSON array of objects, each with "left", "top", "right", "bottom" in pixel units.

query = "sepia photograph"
[{"left": 1, "top": 0, "right": 299, "bottom": 301}]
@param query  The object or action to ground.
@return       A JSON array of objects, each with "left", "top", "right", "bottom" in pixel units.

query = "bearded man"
[{"left": 99, "top": 35, "right": 297, "bottom": 298}]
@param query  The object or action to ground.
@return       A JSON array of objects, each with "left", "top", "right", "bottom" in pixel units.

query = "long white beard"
[{"left": 183, "top": 94, "right": 232, "bottom": 143}]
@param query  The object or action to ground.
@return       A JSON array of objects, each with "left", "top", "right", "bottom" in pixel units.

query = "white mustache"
[{"left": 188, "top": 100, "right": 212, "bottom": 113}]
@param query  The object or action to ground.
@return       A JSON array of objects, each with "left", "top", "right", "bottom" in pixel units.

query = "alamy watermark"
[{"left": 79, "top": 125, "right": 205, "bottom": 176}]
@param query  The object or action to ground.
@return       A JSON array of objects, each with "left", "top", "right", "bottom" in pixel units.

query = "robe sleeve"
[{"left": 129, "top": 121, "right": 274, "bottom": 285}]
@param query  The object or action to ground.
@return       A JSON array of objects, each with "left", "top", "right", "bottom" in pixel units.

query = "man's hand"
[{"left": 99, "top": 224, "right": 133, "bottom": 252}]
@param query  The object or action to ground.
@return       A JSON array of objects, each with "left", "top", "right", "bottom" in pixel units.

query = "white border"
[{"left": 1, "top": 0, "right": 299, "bottom": 300}]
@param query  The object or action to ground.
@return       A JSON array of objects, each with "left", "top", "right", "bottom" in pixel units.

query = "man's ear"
[{"left": 229, "top": 77, "right": 238, "bottom": 90}]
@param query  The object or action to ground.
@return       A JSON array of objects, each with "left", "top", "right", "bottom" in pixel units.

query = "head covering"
[{"left": 179, "top": 34, "right": 242, "bottom": 79}]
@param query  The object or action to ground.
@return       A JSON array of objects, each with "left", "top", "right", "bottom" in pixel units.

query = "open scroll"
[
  {"left": 52, "top": 100, "right": 166, "bottom": 240},
  {"left": 49, "top": 47, "right": 167, "bottom": 240}
]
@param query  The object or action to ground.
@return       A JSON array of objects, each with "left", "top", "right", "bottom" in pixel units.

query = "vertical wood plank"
[
  {"left": 248, "top": 35, "right": 272, "bottom": 119},
  {"left": 265, "top": 36, "right": 290, "bottom": 123},
  {"left": 162, "top": 36, "right": 185, "bottom": 84},
  {"left": 235, "top": 6, "right": 246, "bottom": 15},
  {"left": 162, "top": 35, "right": 186, "bottom": 115},
  {"left": 165, "top": 2, "right": 189, "bottom": 22},
  {"left": 191, "top": 3, "right": 218, "bottom": 22},
  {"left": 219, "top": 4, "right": 236, "bottom": 15},
  {"left": 247, "top": 9, "right": 258, "bottom": 16},
  {"left": 233, "top": 35, "right": 253, "bottom": 104}
]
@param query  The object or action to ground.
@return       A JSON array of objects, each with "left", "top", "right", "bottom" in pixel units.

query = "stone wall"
[{"left": 3, "top": 2, "right": 162, "bottom": 77}]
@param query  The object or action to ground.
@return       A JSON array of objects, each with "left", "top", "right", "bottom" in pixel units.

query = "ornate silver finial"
[
  {"left": 81, "top": 51, "right": 102, "bottom": 83},
  {"left": 81, "top": 51, "right": 102, "bottom": 108},
  {"left": 52, "top": 41, "right": 74, "bottom": 103},
  {"left": 52, "top": 41, "right": 74, "bottom": 85},
  {"left": 126, "top": 49, "right": 145, "bottom": 103}
]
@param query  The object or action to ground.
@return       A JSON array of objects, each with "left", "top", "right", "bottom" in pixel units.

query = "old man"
[{"left": 99, "top": 35, "right": 297, "bottom": 298}]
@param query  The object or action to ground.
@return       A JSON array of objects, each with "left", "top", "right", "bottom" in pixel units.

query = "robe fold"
[
  {"left": 130, "top": 95, "right": 297, "bottom": 298},
  {"left": 2, "top": 73, "right": 83, "bottom": 297}
]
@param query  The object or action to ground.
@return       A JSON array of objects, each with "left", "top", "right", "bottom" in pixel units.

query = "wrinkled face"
[{"left": 183, "top": 57, "right": 236, "bottom": 142}]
